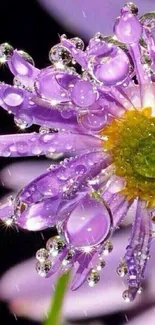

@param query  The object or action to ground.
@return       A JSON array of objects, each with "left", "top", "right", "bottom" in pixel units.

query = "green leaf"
[{"left": 43, "top": 272, "right": 70, "bottom": 325}]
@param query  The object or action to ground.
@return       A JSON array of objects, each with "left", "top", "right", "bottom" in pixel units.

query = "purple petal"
[
  {"left": 0, "top": 161, "right": 49, "bottom": 191},
  {"left": 38, "top": 0, "right": 155, "bottom": 38},
  {"left": 0, "top": 230, "right": 153, "bottom": 320},
  {"left": 8, "top": 50, "right": 39, "bottom": 80},
  {"left": 0, "top": 132, "right": 103, "bottom": 157},
  {"left": 121, "top": 308, "right": 155, "bottom": 325},
  {"left": 16, "top": 197, "right": 61, "bottom": 231},
  {"left": 0, "top": 202, "right": 14, "bottom": 221},
  {"left": 13, "top": 152, "right": 110, "bottom": 230},
  {"left": 18, "top": 151, "right": 110, "bottom": 205}
]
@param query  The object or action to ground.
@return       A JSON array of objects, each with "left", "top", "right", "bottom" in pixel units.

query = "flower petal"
[
  {"left": 8, "top": 152, "right": 110, "bottom": 231},
  {"left": 0, "top": 132, "right": 103, "bottom": 158},
  {"left": 0, "top": 230, "right": 153, "bottom": 320},
  {"left": 38, "top": 0, "right": 155, "bottom": 38},
  {"left": 0, "top": 161, "right": 49, "bottom": 191}
]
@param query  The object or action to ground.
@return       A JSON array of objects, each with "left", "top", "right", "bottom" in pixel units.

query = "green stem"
[{"left": 43, "top": 272, "right": 70, "bottom": 325}]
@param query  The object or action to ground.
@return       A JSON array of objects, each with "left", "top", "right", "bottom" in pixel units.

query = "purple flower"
[
  {"left": 0, "top": 3, "right": 155, "bottom": 303},
  {"left": 0, "top": 162, "right": 155, "bottom": 324}
]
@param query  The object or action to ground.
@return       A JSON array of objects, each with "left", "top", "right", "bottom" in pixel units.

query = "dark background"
[{"left": 0, "top": 1, "right": 125, "bottom": 324}]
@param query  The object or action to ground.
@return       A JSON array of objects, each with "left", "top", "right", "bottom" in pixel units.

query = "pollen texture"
[{"left": 102, "top": 108, "right": 155, "bottom": 206}]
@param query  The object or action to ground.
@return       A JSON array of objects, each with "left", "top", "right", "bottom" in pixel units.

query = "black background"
[{"left": 0, "top": 1, "right": 125, "bottom": 324}]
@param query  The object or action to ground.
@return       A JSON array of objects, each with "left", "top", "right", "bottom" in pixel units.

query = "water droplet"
[
  {"left": 39, "top": 127, "right": 50, "bottom": 134},
  {"left": 61, "top": 109, "right": 73, "bottom": 119},
  {"left": 121, "top": 2, "right": 138, "bottom": 15},
  {"left": 65, "top": 143, "right": 73, "bottom": 151},
  {"left": 31, "top": 146, "right": 42, "bottom": 155},
  {"left": 96, "top": 258, "right": 106, "bottom": 271},
  {"left": 137, "top": 286, "right": 143, "bottom": 294},
  {"left": 70, "top": 37, "right": 84, "bottom": 50},
  {"left": 122, "top": 289, "right": 133, "bottom": 302},
  {"left": 18, "top": 50, "right": 35, "bottom": 66},
  {"left": 46, "top": 236, "right": 65, "bottom": 256},
  {"left": 36, "top": 248, "right": 49, "bottom": 262},
  {"left": 49, "top": 44, "right": 72, "bottom": 65},
  {"left": 3, "top": 88, "right": 24, "bottom": 107},
  {"left": 87, "top": 269, "right": 100, "bottom": 287},
  {"left": 75, "top": 164, "right": 87, "bottom": 175},
  {"left": 140, "top": 12, "right": 155, "bottom": 29},
  {"left": 70, "top": 80, "right": 97, "bottom": 108},
  {"left": 3, "top": 149, "right": 11, "bottom": 157},
  {"left": 57, "top": 167, "right": 69, "bottom": 181},
  {"left": 117, "top": 262, "right": 128, "bottom": 277},
  {"left": 0, "top": 43, "right": 14, "bottom": 63},
  {"left": 62, "top": 249, "right": 75, "bottom": 266},
  {"left": 102, "top": 241, "right": 113, "bottom": 255},
  {"left": 36, "top": 260, "right": 51, "bottom": 277},
  {"left": 14, "top": 117, "right": 31, "bottom": 130}
]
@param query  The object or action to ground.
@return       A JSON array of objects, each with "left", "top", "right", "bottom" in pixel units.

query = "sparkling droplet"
[
  {"left": 102, "top": 241, "right": 113, "bottom": 255},
  {"left": 36, "top": 260, "right": 51, "bottom": 277},
  {"left": 46, "top": 236, "right": 65, "bottom": 256},
  {"left": 140, "top": 12, "right": 155, "bottom": 29},
  {"left": 71, "top": 37, "right": 84, "bottom": 50},
  {"left": 49, "top": 45, "right": 72, "bottom": 65},
  {"left": 121, "top": 2, "right": 138, "bottom": 15},
  {"left": 137, "top": 286, "right": 143, "bottom": 294},
  {"left": 14, "top": 117, "right": 31, "bottom": 130},
  {"left": 122, "top": 289, "right": 133, "bottom": 302},
  {"left": 0, "top": 43, "right": 14, "bottom": 63},
  {"left": 18, "top": 50, "right": 35, "bottom": 66},
  {"left": 87, "top": 269, "right": 100, "bottom": 287},
  {"left": 117, "top": 262, "right": 128, "bottom": 277},
  {"left": 4, "top": 217, "right": 15, "bottom": 226},
  {"left": 96, "top": 258, "right": 106, "bottom": 271},
  {"left": 36, "top": 248, "right": 49, "bottom": 262},
  {"left": 62, "top": 249, "right": 75, "bottom": 266},
  {"left": 94, "top": 32, "right": 105, "bottom": 41}
]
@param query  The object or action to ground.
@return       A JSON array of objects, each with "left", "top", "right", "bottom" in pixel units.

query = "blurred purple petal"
[
  {"left": 0, "top": 161, "right": 49, "bottom": 191},
  {"left": 38, "top": 0, "right": 155, "bottom": 38},
  {"left": 0, "top": 230, "right": 153, "bottom": 321},
  {"left": 122, "top": 308, "right": 155, "bottom": 325}
]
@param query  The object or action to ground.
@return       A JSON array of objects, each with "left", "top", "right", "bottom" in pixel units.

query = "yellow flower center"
[{"left": 101, "top": 108, "right": 155, "bottom": 207}]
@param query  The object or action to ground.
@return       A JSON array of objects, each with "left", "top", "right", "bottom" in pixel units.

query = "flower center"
[{"left": 102, "top": 108, "right": 155, "bottom": 206}]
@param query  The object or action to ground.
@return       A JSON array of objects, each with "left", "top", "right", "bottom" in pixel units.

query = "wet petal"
[
  {"left": 18, "top": 151, "right": 110, "bottom": 205},
  {"left": 8, "top": 51, "right": 39, "bottom": 84},
  {"left": 6, "top": 152, "right": 110, "bottom": 231},
  {"left": 0, "top": 132, "right": 103, "bottom": 157}
]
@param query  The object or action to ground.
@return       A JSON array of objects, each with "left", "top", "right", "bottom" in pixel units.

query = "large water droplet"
[
  {"left": 62, "top": 193, "right": 112, "bottom": 248},
  {"left": 3, "top": 88, "right": 24, "bottom": 107}
]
